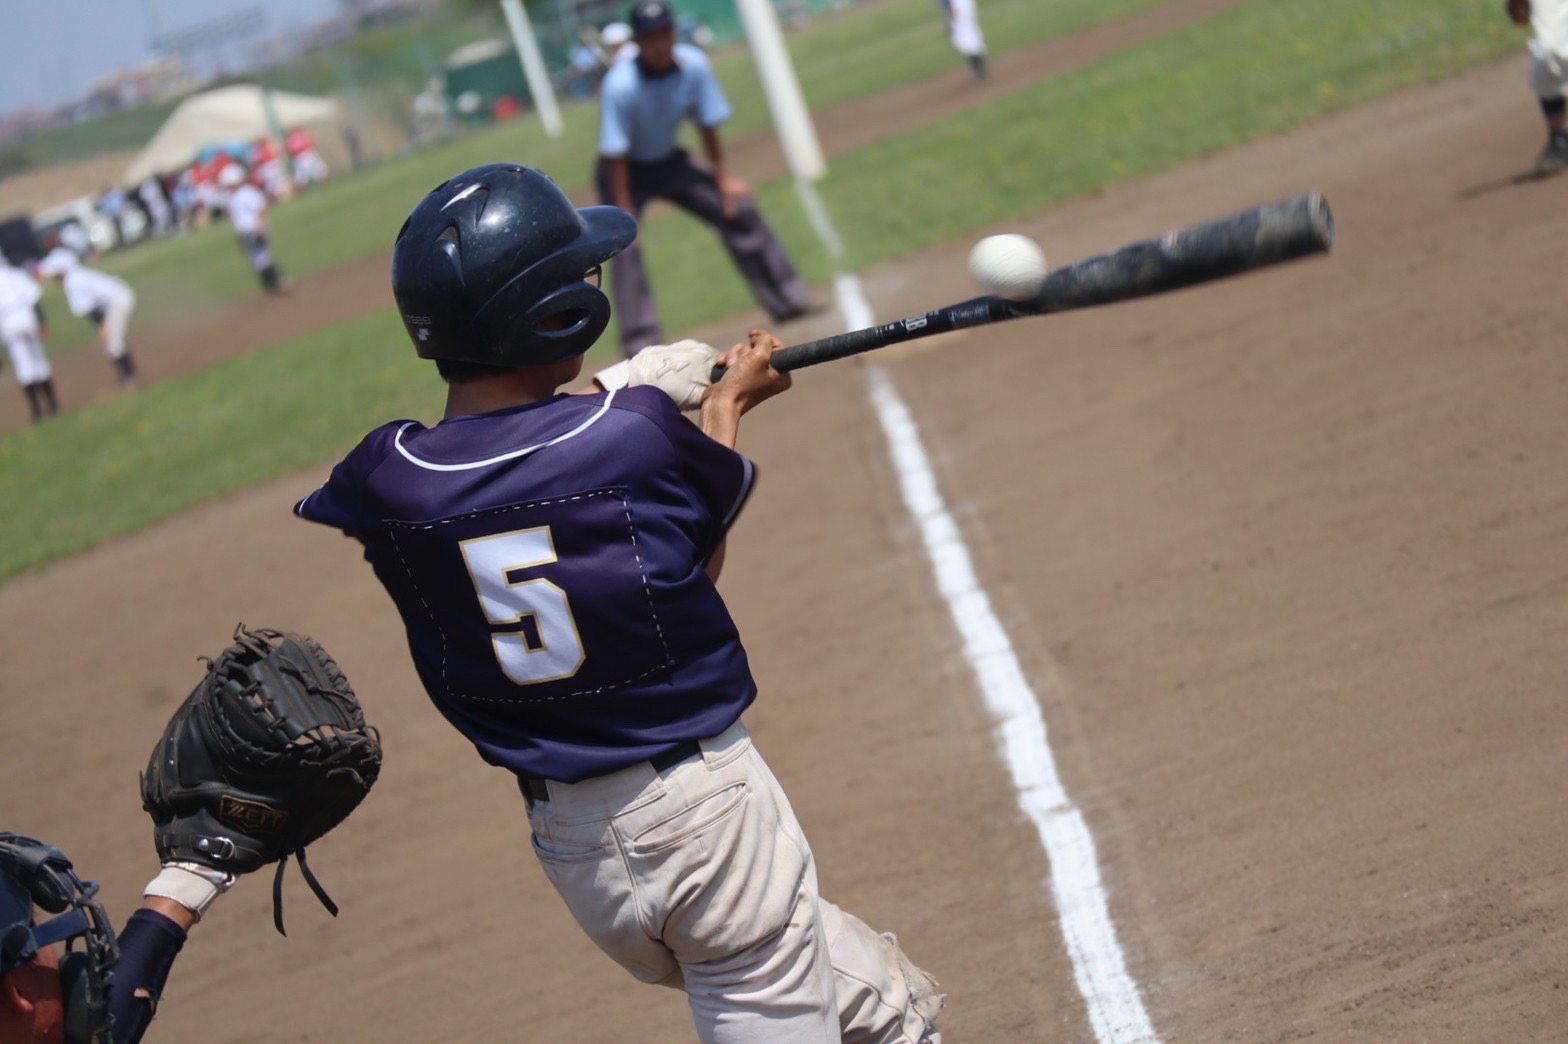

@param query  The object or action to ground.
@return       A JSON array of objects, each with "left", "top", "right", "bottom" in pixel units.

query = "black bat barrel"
[{"left": 1022, "top": 191, "right": 1335, "bottom": 314}]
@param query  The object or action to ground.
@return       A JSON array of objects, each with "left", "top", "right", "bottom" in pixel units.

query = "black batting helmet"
[{"left": 391, "top": 163, "right": 637, "bottom": 368}]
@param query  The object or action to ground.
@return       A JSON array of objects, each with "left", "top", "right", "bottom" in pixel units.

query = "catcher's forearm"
[{"left": 141, "top": 895, "right": 199, "bottom": 931}]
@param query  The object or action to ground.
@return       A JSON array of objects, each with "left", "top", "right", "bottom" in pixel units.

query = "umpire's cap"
[{"left": 629, "top": 0, "right": 675, "bottom": 35}]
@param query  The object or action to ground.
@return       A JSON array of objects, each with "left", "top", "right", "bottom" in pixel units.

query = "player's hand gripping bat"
[{"left": 711, "top": 191, "right": 1334, "bottom": 381}]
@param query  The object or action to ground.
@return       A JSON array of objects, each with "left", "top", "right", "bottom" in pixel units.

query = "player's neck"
[{"left": 442, "top": 367, "right": 570, "bottom": 420}]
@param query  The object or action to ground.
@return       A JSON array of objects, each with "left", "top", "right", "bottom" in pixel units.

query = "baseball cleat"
[{"left": 1534, "top": 133, "right": 1568, "bottom": 176}]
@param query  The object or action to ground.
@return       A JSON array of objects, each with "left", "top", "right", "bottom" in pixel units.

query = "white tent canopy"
[{"left": 122, "top": 84, "right": 340, "bottom": 185}]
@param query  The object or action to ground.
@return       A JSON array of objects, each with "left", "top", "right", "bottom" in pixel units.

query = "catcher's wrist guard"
[
  {"left": 141, "top": 625, "right": 382, "bottom": 935},
  {"left": 144, "top": 863, "right": 235, "bottom": 920}
]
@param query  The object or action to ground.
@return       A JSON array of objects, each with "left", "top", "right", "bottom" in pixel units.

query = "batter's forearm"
[{"left": 699, "top": 397, "right": 743, "bottom": 448}]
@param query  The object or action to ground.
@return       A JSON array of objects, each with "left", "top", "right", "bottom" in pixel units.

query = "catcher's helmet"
[
  {"left": 392, "top": 163, "right": 637, "bottom": 368},
  {"left": 1, "top": 833, "right": 120, "bottom": 1044}
]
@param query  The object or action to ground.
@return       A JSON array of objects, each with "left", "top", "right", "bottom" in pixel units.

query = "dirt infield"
[{"left": 2, "top": 51, "right": 1566, "bottom": 1044}]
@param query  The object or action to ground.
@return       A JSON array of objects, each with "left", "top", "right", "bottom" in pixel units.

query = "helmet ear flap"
[{"left": 515, "top": 281, "right": 614, "bottom": 364}]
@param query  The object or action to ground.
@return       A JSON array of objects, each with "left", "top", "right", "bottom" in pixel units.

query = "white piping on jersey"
[{"left": 392, "top": 390, "right": 618, "bottom": 471}]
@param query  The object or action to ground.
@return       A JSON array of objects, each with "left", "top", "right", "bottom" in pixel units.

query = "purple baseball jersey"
[{"left": 295, "top": 386, "right": 758, "bottom": 782}]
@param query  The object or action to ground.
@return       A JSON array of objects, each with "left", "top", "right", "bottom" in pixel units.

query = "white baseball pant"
[
  {"left": 2, "top": 310, "right": 50, "bottom": 386},
  {"left": 1529, "top": 0, "right": 1568, "bottom": 97},
  {"left": 526, "top": 719, "right": 943, "bottom": 1043},
  {"left": 99, "top": 288, "right": 135, "bottom": 360}
]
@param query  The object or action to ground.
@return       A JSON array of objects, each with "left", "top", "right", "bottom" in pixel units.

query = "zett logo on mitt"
[{"left": 219, "top": 795, "right": 290, "bottom": 834}]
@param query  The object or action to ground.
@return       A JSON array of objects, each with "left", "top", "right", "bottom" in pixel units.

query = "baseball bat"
[{"left": 711, "top": 191, "right": 1334, "bottom": 380}]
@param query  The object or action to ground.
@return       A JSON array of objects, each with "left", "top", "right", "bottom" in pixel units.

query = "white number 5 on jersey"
[{"left": 459, "top": 527, "right": 585, "bottom": 685}]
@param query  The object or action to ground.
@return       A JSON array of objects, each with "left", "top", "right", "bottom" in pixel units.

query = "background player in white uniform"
[
  {"left": 0, "top": 259, "right": 57, "bottom": 423},
  {"left": 939, "top": 0, "right": 987, "bottom": 81},
  {"left": 220, "top": 165, "right": 284, "bottom": 294},
  {"left": 1508, "top": 0, "right": 1568, "bottom": 172},
  {"left": 36, "top": 247, "right": 140, "bottom": 386}
]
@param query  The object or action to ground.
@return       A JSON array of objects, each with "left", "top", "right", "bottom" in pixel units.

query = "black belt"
[{"left": 519, "top": 740, "right": 702, "bottom": 804}]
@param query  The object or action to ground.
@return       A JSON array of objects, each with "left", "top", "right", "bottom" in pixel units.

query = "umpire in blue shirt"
[{"left": 596, "top": 0, "right": 815, "bottom": 357}]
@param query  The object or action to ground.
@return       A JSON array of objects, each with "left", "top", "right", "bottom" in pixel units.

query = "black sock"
[
  {"left": 41, "top": 379, "right": 58, "bottom": 415},
  {"left": 115, "top": 353, "right": 138, "bottom": 382},
  {"left": 24, "top": 383, "right": 43, "bottom": 422}
]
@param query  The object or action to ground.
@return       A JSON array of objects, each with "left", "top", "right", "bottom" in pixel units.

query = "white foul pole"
[
  {"left": 732, "top": 0, "right": 825, "bottom": 182},
  {"left": 499, "top": 0, "right": 564, "bottom": 139}
]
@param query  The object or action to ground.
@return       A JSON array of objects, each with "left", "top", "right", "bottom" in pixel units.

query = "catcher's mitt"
[{"left": 141, "top": 625, "right": 382, "bottom": 935}]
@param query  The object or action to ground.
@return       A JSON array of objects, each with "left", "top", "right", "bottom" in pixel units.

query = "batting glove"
[{"left": 594, "top": 340, "right": 719, "bottom": 412}]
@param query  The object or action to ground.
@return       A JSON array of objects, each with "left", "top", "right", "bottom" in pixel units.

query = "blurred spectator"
[
  {"left": 568, "top": 33, "right": 605, "bottom": 100},
  {"left": 250, "top": 136, "right": 288, "bottom": 200},
  {"left": 95, "top": 185, "right": 128, "bottom": 247},
  {"left": 411, "top": 78, "right": 454, "bottom": 145},
  {"left": 139, "top": 176, "right": 174, "bottom": 237},
  {"left": 170, "top": 170, "right": 199, "bottom": 232},
  {"left": 601, "top": 21, "right": 637, "bottom": 63},
  {"left": 285, "top": 126, "right": 331, "bottom": 189},
  {"left": 197, "top": 156, "right": 226, "bottom": 222}
]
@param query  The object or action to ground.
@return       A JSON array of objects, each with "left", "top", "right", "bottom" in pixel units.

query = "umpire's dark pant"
[{"left": 596, "top": 151, "right": 812, "bottom": 357}]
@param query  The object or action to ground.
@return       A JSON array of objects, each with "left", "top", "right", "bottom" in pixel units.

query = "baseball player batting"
[{"left": 295, "top": 163, "right": 944, "bottom": 1042}]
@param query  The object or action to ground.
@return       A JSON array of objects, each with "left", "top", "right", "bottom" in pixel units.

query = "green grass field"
[{"left": 0, "top": 0, "right": 1525, "bottom": 581}]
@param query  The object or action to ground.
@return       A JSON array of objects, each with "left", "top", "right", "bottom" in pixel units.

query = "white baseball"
[{"left": 967, "top": 234, "right": 1048, "bottom": 301}]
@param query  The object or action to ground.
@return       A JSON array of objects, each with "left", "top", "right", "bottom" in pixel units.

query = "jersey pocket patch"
[{"left": 387, "top": 488, "right": 673, "bottom": 703}]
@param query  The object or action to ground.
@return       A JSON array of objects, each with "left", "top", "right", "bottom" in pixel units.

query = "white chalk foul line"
[
  {"left": 865, "top": 367, "right": 1157, "bottom": 1044},
  {"left": 799, "top": 173, "right": 1156, "bottom": 1040}
]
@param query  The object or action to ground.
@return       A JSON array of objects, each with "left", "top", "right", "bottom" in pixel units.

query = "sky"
[{"left": 3, "top": 0, "right": 345, "bottom": 117}]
